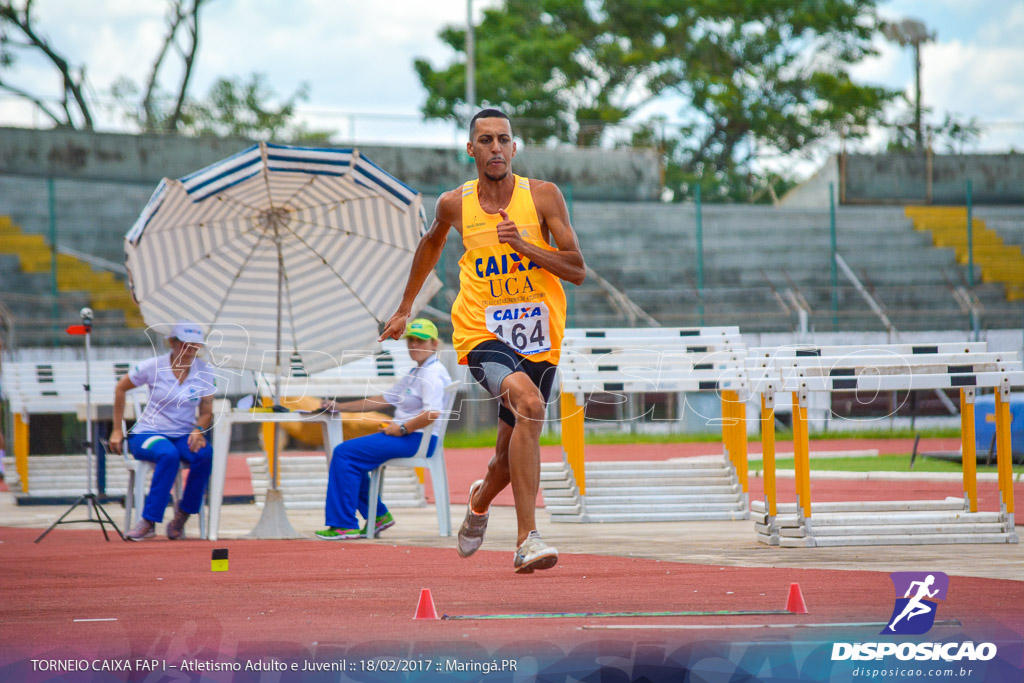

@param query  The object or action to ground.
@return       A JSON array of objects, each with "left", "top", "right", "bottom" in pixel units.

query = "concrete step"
[
  {"left": 780, "top": 532, "right": 1018, "bottom": 547},
  {"left": 751, "top": 499, "right": 967, "bottom": 514},
  {"left": 568, "top": 460, "right": 731, "bottom": 471},
  {"left": 780, "top": 522, "right": 1007, "bottom": 537},
  {"left": 783, "top": 511, "right": 1004, "bottom": 527},
  {"left": 578, "top": 494, "right": 743, "bottom": 506},
  {"left": 583, "top": 467, "right": 733, "bottom": 479},
  {"left": 540, "top": 457, "right": 746, "bottom": 523},
  {"left": 582, "top": 485, "right": 741, "bottom": 497},
  {"left": 556, "top": 510, "right": 750, "bottom": 522},
  {"left": 582, "top": 501, "right": 745, "bottom": 512},
  {"left": 575, "top": 475, "right": 739, "bottom": 487}
]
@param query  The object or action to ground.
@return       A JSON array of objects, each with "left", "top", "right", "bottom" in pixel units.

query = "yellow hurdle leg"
[
  {"left": 960, "top": 389, "right": 978, "bottom": 512},
  {"left": 736, "top": 395, "right": 749, "bottom": 493},
  {"left": 792, "top": 391, "right": 812, "bottom": 519},
  {"left": 14, "top": 412, "right": 30, "bottom": 493},
  {"left": 720, "top": 393, "right": 732, "bottom": 464},
  {"left": 791, "top": 392, "right": 805, "bottom": 516},
  {"left": 761, "top": 393, "right": 777, "bottom": 517},
  {"left": 995, "top": 391, "right": 1015, "bottom": 514},
  {"left": 799, "top": 403, "right": 812, "bottom": 518},
  {"left": 561, "top": 390, "right": 586, "bottom": 496},
  {"left": 722, "top": 391, "right": 740, "bottom": 469}
]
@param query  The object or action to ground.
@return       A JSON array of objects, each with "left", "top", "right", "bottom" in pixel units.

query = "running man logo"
[{"left": 882, "top": 571, "right": 949, "bottom": 635}]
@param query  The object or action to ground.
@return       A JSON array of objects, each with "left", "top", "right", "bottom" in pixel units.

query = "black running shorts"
[{"left": 466, "top": 339, "right": 558, "bottom": 427}]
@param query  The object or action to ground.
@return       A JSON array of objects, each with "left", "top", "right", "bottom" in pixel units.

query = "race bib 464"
[{"left": 485, "top": 302, "right": 551, "bottom": 356}]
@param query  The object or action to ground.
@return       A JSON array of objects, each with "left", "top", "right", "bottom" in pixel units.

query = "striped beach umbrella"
[{"left": 124, "top": 142, "right": 441, "bottom": 380}]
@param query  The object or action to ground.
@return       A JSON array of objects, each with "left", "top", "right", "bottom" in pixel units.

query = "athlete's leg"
[
  {"left": 464, "top": 341, "right": 520, "bottom": 514},
  {"left": 470, "top": 416, "right": 513, "bottom": 512},
  {"left": 498, "top": 371, "right": 546, "bottom": 546}
]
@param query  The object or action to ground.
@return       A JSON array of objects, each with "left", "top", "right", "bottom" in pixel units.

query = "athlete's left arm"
[{"left": 496, "top": 181, "right": 586, "bottom": 285}]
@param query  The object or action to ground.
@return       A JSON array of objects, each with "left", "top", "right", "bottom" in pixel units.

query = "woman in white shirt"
[
  {"left": 110, "top": 322, "right": 216, "bottom": 541},
  {"left": 316, "top": 319, "right": 452, "bottom": 540}
]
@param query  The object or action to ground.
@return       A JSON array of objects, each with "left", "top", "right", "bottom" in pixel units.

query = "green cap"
[{"left": 404, "top": 318, "right": 439, "bottom": 341}]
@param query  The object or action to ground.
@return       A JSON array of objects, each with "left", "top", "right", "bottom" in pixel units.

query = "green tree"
[
  {"left": 885, "top": 99, "right": 982, "bottom": 155},
  {"left": 1, "top": 0, "right": 208, "bottom": 131},
  {"left": 415, "top": 0, "right": 678, "bottom": 145},
  {"left": 417, "top": 0, "right": 896, "bottom": 200},
  {"left": 175, "top": 74, "right": 329, "bottom": 142},
  {"left": 1, "top": 1, "right": 326, "bottom": 142}
]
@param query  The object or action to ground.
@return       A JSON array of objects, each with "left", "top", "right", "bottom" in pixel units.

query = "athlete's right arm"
[{"left": 379, "top": 191, "right": 459, "bottom": 341}]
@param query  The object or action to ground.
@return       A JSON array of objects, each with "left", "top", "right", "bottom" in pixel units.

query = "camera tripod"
[{"left": 35, "top": 309, "right": 124, "bottom": 543}]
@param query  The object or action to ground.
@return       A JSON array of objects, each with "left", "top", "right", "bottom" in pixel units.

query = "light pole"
[
  {"left": 466, "top": 0, "right": 476, "bottom": 119},
  {"left": 883, "top": 18, "right": 935, "bottom": 152}
]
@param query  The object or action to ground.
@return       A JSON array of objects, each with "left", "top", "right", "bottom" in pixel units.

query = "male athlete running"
[{"left": 379, "top": 108, "right": 586, "bottom": 573}]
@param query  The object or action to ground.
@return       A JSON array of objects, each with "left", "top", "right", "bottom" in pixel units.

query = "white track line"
[{"left": 582, "top": 619, "right": 962, "bottom": 631}]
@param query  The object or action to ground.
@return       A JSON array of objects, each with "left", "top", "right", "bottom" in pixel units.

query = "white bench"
[
  {"left": 2, "top": 360, "right": 146, "bottom": 492},
  {"left": 547, "top": 327, "right": 752, "bottom": 522},
  {"left": 2, "top": 360, "right": 139, "bottom": 415},
  {"left": 746, "top": 342, "right": 1022, "bottom": 547}
]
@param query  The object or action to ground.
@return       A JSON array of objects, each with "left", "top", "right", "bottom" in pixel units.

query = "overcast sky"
[{"left": 1, "top": 0, "right": 1022, "bottom": 165}]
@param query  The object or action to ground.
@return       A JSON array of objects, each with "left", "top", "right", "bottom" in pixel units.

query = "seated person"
[
  {"left": 316, "top": 319, "right": 452, "bottom": 539},
  {"left": 110, "top": 322, "right": 216, "bottom": 541}
]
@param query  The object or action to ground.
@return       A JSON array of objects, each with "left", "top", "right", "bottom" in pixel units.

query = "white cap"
[{"left": 169, "top": 321, "right": 205, "bottom": 344}]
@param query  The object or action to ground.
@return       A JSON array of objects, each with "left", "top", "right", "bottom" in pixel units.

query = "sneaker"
[
  {"left": 513, "top": 530, "right": 558, "bottom": 574},
  {"left": 314, "top": 527, "right": 363, "bottom": 540},
  {"left": 126, "top": 518, "right": 156, "bottom": 542},
  {"left": 360, "top": 512, "right": 395, "bottom": 536},
  {"left": 166, "top": 507, "right": 189, "bottom": 540},
  {"left": 457, "top": 479, "right": 489, "bottom": 558}
]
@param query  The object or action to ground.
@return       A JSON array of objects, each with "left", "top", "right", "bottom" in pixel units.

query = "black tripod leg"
[
  {"left": 87, "top": 497, "right": 111, "bottom": 542},
  {"left": 35, "top": 494, "right": 127, "bottom": 543},
  {"left": 90, "top": 495, "right": 126, "bottom": 541},
  {"left": 34, "top": 494, "right": 89, "bottom": 543}
]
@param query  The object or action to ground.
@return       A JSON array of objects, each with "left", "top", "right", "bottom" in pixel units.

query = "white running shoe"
[
  {"left": 457, "top": 479, "right": 489, "bottom": 557},
  {"left": 513, "top": 530, "right": 558, "bottom": 574}
]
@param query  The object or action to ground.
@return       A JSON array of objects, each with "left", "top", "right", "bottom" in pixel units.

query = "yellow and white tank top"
[{"left": 451, "top": 175, "right": 567, "bottom": 365}]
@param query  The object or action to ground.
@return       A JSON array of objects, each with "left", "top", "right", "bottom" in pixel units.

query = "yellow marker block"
[{"left": 211, "top": 548, "right": 229, "bottom": 572}]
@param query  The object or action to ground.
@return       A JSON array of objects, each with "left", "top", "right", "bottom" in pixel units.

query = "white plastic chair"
[
  {"left": 366, "top": 381, "right": 460, "bottom": 538},
  {"left": 122, "top": 392, "right": 208, "bottom": 539}
]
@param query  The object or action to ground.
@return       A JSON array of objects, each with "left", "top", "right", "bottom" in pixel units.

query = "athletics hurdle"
[
  {"left": 748, "top": 342, "right": 1021, "bottom": 546},
  {"left": 544, "top": 327, "right": 751, "bottom": 522}
]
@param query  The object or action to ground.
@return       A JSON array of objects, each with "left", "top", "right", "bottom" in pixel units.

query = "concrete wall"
[
  {"left": 843, "top": 153, "right": 1024, "bottom": 205},
  {"left": 0, "top": 126, "right": 661, "bottom": 201},
  {"left": 779, "top": 155, "right": 839, "bottom": 209}
]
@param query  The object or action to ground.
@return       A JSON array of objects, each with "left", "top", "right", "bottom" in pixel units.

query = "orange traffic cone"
[
  {"left": 414, "top": 588, "right": 439, "bottom": 620},
  {"left": 786, "top": 582, "right": 808, "bottom": 614}
]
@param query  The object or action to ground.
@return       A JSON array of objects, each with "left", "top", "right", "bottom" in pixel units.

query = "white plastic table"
[{"left": 208, "top": 410, "right": 343, "bottom": 541}]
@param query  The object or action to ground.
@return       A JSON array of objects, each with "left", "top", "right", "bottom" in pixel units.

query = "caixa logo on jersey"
[{"left": 883, "top": 571, "right": 949, "bottom": 635}]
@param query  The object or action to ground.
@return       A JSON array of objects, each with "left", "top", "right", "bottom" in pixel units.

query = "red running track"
[{"left": 1, "top": 526, "right": 1022, "bottom": 665}]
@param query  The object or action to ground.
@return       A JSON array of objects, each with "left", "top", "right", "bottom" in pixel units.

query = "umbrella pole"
[
  {"left": 245, "top": 216, "right": 299, "bottom": 539},
  {"left": 272, "top": 228, "right": 285, "bottom": 491}
]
